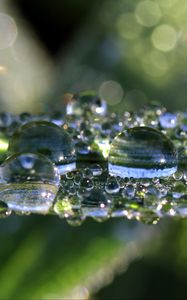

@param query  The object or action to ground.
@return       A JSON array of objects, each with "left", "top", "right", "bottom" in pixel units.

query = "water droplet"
[
  {"left": 18, "top": 112, "right": 32, "bottom": 124},
  {"left": 0, "top": 201, "right": 11, "bottom": 218},
  {"left": 173, "top": 171, "right": 183, "bottom": 180},
  {"left": 74, "top": 173, "right": 82, "bottom": 185},
  {"left": 82, "top": 168, "right": 93, "bottom": 179},
  {"left": 0, "top": 152, "right": 60, "bottom": 213},
  {"left": 159, "top": 112, "right": 177, "bottom": 129},
  {"left": 65, "top": 171, "right": 75, "bottom": 180},
  {"left": 109, "top": 126, "right": 177, "bottom": 178},
  {"left": 66, "top": 214, "right": 85, "bottom": 226},
  {"left": 172, "top": 182, "right": 186, "bottom": 199},
  {"left": 89, "top": 164, "right": 103, "bottom": 176},
  {"left": 139, "top": 211, "right": 160, "bottom": 225},
  {"left": 0, "top": 132, "right": 9, "bottom": 163},
  {"left": 76, "top": 141, "right": 90, "bottom": 155},
  {"left": 105, "top": 177, "right": 120, "bottom": 194},
  {"left": 0, "top": 112, "right": 13, "bottom": 128},
  {"left": 69, "top": 186, "right": 77, "bottom": 195},
  {"left": 122, "top": 184, "right": 135, "bottom": 199},
  {"left": 63, "top": 180, "right": 74, "bottom": 192},
  {"left": 54, "top": 196, "right": 76, "bottom": 218},
  {"left": 80, "top": 178, "right": 94, "bottom": 191},
  {"left": 180, "top": 112, "right": 187, "bottom": 133},
  {"left": 81, "top": 189, "right": 110, "bottom": 218},
  {"left": 50, "top": 111, "right": 64, "bottom": 126},
  {"left": 8, "top": 121, "right": 76, "bottom": 174},
  {"left": 66, "top": 90, "right": 107, "bottom": 116}
]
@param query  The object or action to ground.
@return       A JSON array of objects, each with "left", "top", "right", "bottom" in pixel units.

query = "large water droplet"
[
  {"left": 8, "top": 121, "right": 76, "bottom": 174},
  {"left": 66, "top": 90, "right": 107, "bottom": 116},
  {"left": 108, "top": 126, "right": 177, "bottom": 178},
  {"left": 0, "top": 152, "right": 60, "bottom": 213}
]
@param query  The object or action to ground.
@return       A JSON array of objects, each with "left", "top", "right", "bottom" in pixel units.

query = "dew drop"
[
  {"left": 122, "top": 184, "right": 135, "bottom": 199},
  {"left": 18, "top": 112, "right": 32, "bottom": 124},
  {"left": 0, "top": 152, "right": 60, "bottom": 213},
  {"left": 105, "top": 177, "right": 120, "bottom": 194},
  {"left": 8, "top": 121, "right": 76, "bottom": 174},
  {"left": 81, "top": 189, "right": 110, "bottom": 218},
  {"left": 74, "top": 173, "right": 82, "bottom": 185},
  {"left": 0, "top": 201, "right": 12, "bottom": 218},
  {"left": 89, "top": 164, "right": 103, "bottom": 176},
  {"left": 173, "top": 171, "right": 183, "bottom": 180},
  {"left": 54, "top": 197, "right": 75, "bottom": 218},
  {"left": 108, "top": 126, "right": 177, "bottom": 178},
  {"left": 0, "top": 132, "right": 9, "bottom": 163},
  {"left": 139, "top": 211, "right": 160, "bottom": 225},
  {"left": 180, "top": 112, "right": 187, "bottom": 133},
  {"left": 80, "top": 178, "right": 94, "bottom": 191},
  {"left": 66, "top": 90, "right": 107, "bottom": 116},
  {"left": 82, "top": 168, "right": 93, "bottom": 179},
  {"left": 159, "top": 112, "right": 177, "bottom": 129},
  {"left": 65, "top": 171, "right": 75, "bottom": 180},
  {"left": 0, "top": 112, "right": 13, "bottom": 128},
  {"left": 66, "top": 215, "right": 85, "bottom": 226}
]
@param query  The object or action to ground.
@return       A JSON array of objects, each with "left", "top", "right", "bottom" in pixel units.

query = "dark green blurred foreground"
[{"left": 1, "top": 216, "right": 187, "bottom": 299}]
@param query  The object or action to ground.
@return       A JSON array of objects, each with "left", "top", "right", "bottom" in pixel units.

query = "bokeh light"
[
  {"left": 99, "top": 81, "right": 124, "bottom": 106},
  {"left": 116, "top": 13, "right": 142, "bottom": 40},
  {"left": 142, "top": 50, "right": 169, "bottom": 78},
  {"left": 135, "top": 1, "right": 162, "bottom": 27},
  {"left": 124, "top": 89, "right": 147, "bottom": 110},
  {"left": 151, "top": 24, "right": 177, "bottom": 52}
]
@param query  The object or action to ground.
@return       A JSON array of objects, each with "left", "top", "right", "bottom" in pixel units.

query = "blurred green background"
[{"left": 1, "top": 0, "right": 187, "bottom": 299}]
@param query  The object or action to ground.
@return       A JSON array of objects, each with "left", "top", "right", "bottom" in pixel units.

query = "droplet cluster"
[{"left": 0, "top": 90, "right": 186, "bottom": 224}]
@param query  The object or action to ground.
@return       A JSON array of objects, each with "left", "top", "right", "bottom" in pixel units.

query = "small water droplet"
[
  {"left": 76, "top": 141, "right": 90, "bottom": 155},
  {"left": 63, "top": 180, "right": 74, "bottom": 192},
  {"left": 81, "top": 189, "right": 110, "bottom": 218},
  {"left": 105, "top": 177, "right": 120, "bottom": 194},
  {"left": 139, "top": 210, "right": 160, "bottom": 224},
  {"left": 122, "top": 184, "right": 135, "bottom": 199},
  {"left": 66, "top": 90, "right": 107, "bottom": 116},
  {"left": 80, "top": 178, "right": 94, "bottom": 191},
  {"left": 0, "top": 152, "right": 60, "bottom": 213},
  {"left": 50, "top": 111, "right": 64, "bottom": 126},
  {"left": 109, "top": 126, "right": 177, "bottom": 178},
  {"left": 180, "top": 112, "right": 187, "bottom": 132},
  {"left": 65, "top": 171, "right": 75, "bottom": 180},
  {"left": 8, "top": 121, "right": 76, "bottom": 174},
  {"left": 172, "top": 182, "right": 186, "bottom": 199},
  {"left": 89, "top": 164, "right": 103, "bottom": 176},
  {"left": 0, "top": 112, "right": 13, "bottom": 128},
  {"left": 159, "top": 112, "right": 177, "bottom": 129},
  {"left": 0, "top": 132, "right": 9, "bottom": 163},
  {"left": 18, "top": 112, "right": 32, "bottom": 124},
  {"left": 66, "top": 214, "right": 85, "bottom": 226},
  {"left": 74, "top": 173, "right": 82, "bottom": 185},
  {"left": 82, "top": 168, "right": 93, "bottom": 179},
  {"left": 173, "top": 171, "right": 183, "bottom": 180},
  {"left": 0, "top": 201, "right": 11, "bottom": 218},
  {"left": 54, "top": 196, "right": 76, "bottom": 218}
]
